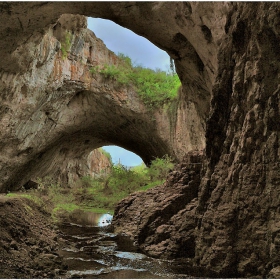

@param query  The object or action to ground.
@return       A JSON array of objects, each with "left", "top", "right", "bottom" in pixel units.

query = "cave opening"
[
  {"left": 88, "top": 17, "right": 171, "bottom": 72},
  {"left": 101, "top": 145, "right": 144, "bottom": 167}
]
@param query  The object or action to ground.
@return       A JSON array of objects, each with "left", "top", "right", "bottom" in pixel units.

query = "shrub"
[
  {"left": 61, "top": 31, "right": 72, "bottom": 59},
  {"left": 76, "top": 155, "right": 174, "bottom": 210},
  {"left": 90, "top": 53, "right": 181, "bottom": 108}
]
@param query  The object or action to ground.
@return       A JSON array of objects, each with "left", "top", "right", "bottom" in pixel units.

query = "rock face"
[
  {"left": 0, "top": 2, "right": 279, "bottom": 278},
  {"left": 0, "top": 195, "right": 66, "bottom": 278},
  {"left": 112, "top": 150, "right": 205, "bottom": 260},
  {"left": 51, "top": 148, "right": 112, "bottom": 188},
  {"left": 113, "top": 2, "right": 280, "bottom": 278},
  {"left": 0, "top": 12, "right": 205, "bottom": 192},
  {"left": 87, "top": 149, "right": 112, "bottom": 178}
]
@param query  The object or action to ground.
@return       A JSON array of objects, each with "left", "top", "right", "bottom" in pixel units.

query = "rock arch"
[
  {"left": 0, "top": 9, "right": 207, "bottom": 191},
  {"left": 1, "top": 2, "right": 280, "bottom": 277}
]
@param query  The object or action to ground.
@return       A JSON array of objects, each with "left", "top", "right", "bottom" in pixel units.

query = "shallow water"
[{"left": 58, "top": 211, "right": 191, "bottom": 279}]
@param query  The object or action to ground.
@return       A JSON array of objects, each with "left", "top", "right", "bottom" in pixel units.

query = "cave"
[
  {"left": 0, "top": 8, "right": 207, "bottom": 192},
  {"left": 0, "top": 2, "right": 279, "bottom": 278}
]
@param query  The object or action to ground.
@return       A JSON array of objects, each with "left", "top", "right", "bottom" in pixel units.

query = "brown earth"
[{"left": 0, "top": 195, "right": 67, "bottom": 278}]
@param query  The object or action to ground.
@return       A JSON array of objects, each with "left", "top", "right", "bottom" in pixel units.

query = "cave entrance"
[
  {"left": 101, "top": 145, "right": 144, "bottom": 167},
  {"left": 88, "top": 17, "right": 171, "bottom": 71}
]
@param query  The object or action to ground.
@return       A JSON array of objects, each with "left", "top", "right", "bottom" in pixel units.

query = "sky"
[
  {"left": 87, "top": 17, "right": 170, "bottom": 71},
  {"left": 87, "top": 17, "right": 170, "bottom": 167}
]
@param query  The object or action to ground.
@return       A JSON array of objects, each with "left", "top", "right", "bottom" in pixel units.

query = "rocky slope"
[
  {"left": 0, "top": 2, "right": 279, "bottom": 278},
  {"left": 112, "top": 151, "right": 205, "bottom": 260},
  {"left": 0, "top": 195, "right": 67, "bottom": 278}
]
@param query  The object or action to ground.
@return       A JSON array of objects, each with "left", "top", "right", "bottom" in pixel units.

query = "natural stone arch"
[
  {"left": 0, "top": 2, "right": 218, "bottom": 191},
  {"left": 0, "top": 12, "right": 206, "bottom": 192},
  {"left": 0, "top": 2, "right": 229, "bottom": 191},
  {"left": 0, "top": 2, "right": 225, "bottom": 120}
]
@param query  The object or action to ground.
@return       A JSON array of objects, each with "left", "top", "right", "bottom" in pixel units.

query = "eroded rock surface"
[
  {"left": 0, "top": 196, "right": 66, "bottom": 278},
  {"left": 0, "top": 2, "right": 279, "bottom": 278},
  {"left": 0, "top": 12, "right": 205, "bottom": 192},
  {"left": 112, "top": 150, "right": 205, "bottom": 260},
  {"left": 112, "top": 2, "right": 280, "bottom": 278},
  {"left": 52, "top": 148, "right": 112, "bottom": 188}
]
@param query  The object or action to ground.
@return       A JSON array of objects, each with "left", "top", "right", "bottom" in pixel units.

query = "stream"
[{"left": 57, "top": 211, "right": 191, "bottom": 279}]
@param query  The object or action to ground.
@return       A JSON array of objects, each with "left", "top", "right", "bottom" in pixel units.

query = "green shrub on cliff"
[
  {"left": 90, "top": 53, "right": 181, "bottom": 108},
  {"left": 61, "top": 31, "right": 72, "bottom": 59}
]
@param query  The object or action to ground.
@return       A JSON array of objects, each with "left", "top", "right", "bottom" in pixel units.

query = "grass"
[
  {"left": 90, "top": 53, "right": 181, "bottom": 108},
  {"left": 6, "top": 155, "right": 174, "bottom": 223},
  {"left": 6, "top": 192, "right": 43, "bottom": 206}
]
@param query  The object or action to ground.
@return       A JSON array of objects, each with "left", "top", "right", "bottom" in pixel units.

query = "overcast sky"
[{"left": 87, "top": 17, "right": 170, "bottom": 166}]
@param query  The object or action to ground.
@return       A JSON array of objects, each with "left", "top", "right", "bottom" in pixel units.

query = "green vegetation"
[
  {"left": 6, "top": 155, "right": 174, "bottom": 222},
  {"left": 90, "top": 53, "right": 181, "bottom": 108},
  {"left": 6, "top": 192, "right": 43, "bottom": 206},
  {"left": 71, "top": 155, "right": 174, "bottom": 211},
  {"left": 61, "top": 31, "right": 72, "bottom": 59}
]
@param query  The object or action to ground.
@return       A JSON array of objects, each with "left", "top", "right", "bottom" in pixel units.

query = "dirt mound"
[{"left": 0, "top": 195, "right": 67, "bottom": 278}]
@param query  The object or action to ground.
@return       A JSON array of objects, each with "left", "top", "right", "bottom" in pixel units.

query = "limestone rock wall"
[
  {"left": 0, "top": 11, "right": 205, "bottom": 192},
  {"left": 48, "top": 148, "right": 112, "bottom": 188},
  {"left": 112, "top": 2, "right": 280, "bottom": 278},
  {"left": 88, "top": 149, "right": 112, "bottom": 178}
]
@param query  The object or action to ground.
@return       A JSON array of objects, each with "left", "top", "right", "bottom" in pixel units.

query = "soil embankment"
[{"left": 0, "top": 195, "right": 66, "bottom": 278}]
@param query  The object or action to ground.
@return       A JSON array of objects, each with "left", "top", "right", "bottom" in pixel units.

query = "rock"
[
  {"left": 0, "top": 2, "right": 279, "bottom": 279},
  {"left": 0, "top": 11, "right": 204, "bottom": 192},
  {"left": 10, "top": 240, "right": 18, "bottom": 250},
  {"left": 0, "top": 196, "right": 66, "bottom": 278},
  {"left": 268, "top": 266, "right": 280, "bottom": 279},
  {"left": 112, "top": 150, "right": 205, "bottom": 259}
]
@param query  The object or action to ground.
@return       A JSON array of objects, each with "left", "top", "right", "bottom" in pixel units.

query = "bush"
[
  {"left": 76, "top": 155, "right": 174, "bottom": 210},
  {"left": 61, "top": 31, "right": 72, "bottom": 59},
  {"left": 90, "top": 53, "right": 181, "bottom": 108}
]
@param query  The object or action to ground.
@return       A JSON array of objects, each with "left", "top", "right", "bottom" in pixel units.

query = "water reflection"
[
  {"left": 58, "top": 210, "right": 191, "bottom": 279},
  {"left": 98, "top": 214, "right": 113, "bottom": 227},
  {"left": 69, "top": 210, "right": 113, "bottom": 227}
]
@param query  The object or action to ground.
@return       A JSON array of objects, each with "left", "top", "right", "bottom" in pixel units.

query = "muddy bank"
[{"left": 0, "top": 195, "right": 67, "bottom": 278}]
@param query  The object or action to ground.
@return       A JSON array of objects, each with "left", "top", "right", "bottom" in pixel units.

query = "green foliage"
[
  {"left": 61, "top": 31, "right": 72, "bottom": 59},
  {"left": 131, "top": 67, "right": 180, "bottom": 107},
  {"left": 6, "top": 192, "right": 43, "bottom": 207},
  {"left": 90, "top": 53, "right": 181, "bottom": 108},
  {"left": 147, "top": 155, "right": 174, "bottom": 181},
  {"left": 75, "top": 155, "right": 174, "bottom": 210},
  {"left": 7, "top": 156, "right": 174, "bottom": 221}
]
